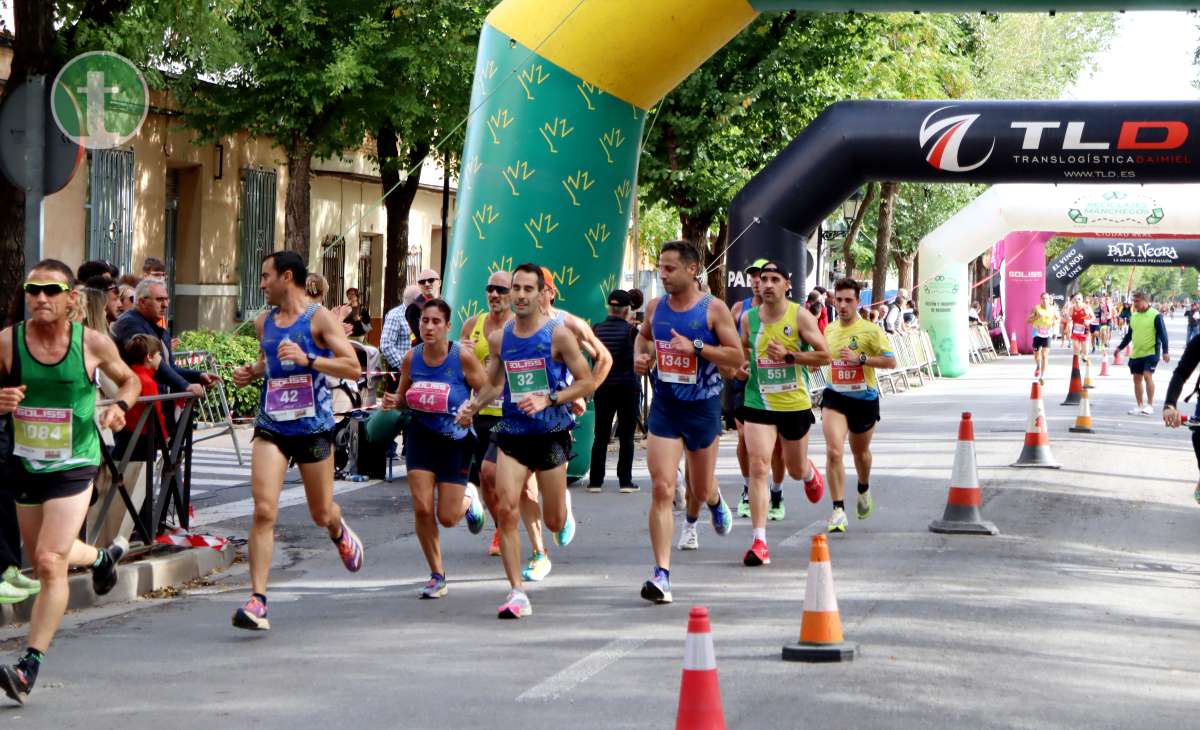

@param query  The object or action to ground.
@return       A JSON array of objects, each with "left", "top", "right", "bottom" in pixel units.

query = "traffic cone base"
[
  {"left": 783, "top": 536, "right": 856, "bottom": 663},
  {"left": 782, "top": 641, "right": 857, "bottom": 663},
  {"left": 930, "top": 413, "right": 999, "bottom": 536}
]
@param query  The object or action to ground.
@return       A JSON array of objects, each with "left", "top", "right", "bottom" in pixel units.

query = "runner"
[
  {"left": 1161, "top": 331, "right": 1200, "bottom": 504},
  {"left": 1098, "top": 295, "right": 1114, "bottom": 350},
  {"left": 229, "top": 251, "right": 365, "bottom": 632},
  {"left": 1117, "top": 290, "right": 1169, "bottom": 416},
  {"left": 1027, "top": 292, "right": 1058, "bottom": 383},
  {"left": 1065, "top": 293, "right": 1092, "bottom": 360},
  {"left": 634, "top": 241, "right": 743, "bottom": 603},
  {"left": 387, "top": 298, "right": 486, "bottom": 599},
  {"left": 1088, "top": 295, "right": 1102, "bottom": 354},
  {"left": 459, "top": 271, "right": 513, "bottom": 558},
  {"left": 455, "top": 263, "right": 597, "bottom": 619},
  {"left": 0, "top": 259, "right": 140, "bottom": 705},
  {"left": 735, "top": 261, "right": 829, "bottom": 566},
  {"left": 821, "top": 278, "right": 897, "bottom": 534}
]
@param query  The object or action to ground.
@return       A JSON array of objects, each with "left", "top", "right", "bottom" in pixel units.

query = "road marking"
[
  {"left": 517, "top": 636, "right": 649, "bottom": 702},
  {"left": 191, "top": 480, "right": 380, "bottom": 526},
  {"left": 779, "top": 520, "right": 825, "bottom": 547}
]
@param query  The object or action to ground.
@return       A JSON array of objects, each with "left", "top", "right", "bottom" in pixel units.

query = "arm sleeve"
[
  {"left": 155, "top": 356, "right": 192, "bottom": 392},
  {"left": 1156, "top": 313, "right": 1169, "bottom": 355},
  {"left": 1164, "top": 335, "right": 1200, "bottom": 409},
  {"left": 1117, "top": 327, "right": 1132, "bottom": 352}
]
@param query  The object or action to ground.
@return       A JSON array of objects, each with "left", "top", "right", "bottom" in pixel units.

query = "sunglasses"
[
  {"left": 418, "top": 278, "right": 438, "bottom": 285},
  {"left": 24, "top": 282, "right": 71, "bottom": 296},
  {"left": 485, "top": 285, "right": 510, "bottom": 295}
]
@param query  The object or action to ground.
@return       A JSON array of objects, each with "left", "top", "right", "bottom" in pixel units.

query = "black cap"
[
  {"left": 607, "top": 289, "right": 631, "bottom": 307},
  {"left": 758, "top": 260, "right": 790, "bottom": 279}
]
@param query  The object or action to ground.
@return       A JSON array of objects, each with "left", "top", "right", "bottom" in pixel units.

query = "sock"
[
  {"left": 252, "top": 592, "right": 267, "bottom": 606},
  {"left": 857, "top": 482, "right": 870, "bottom": 495},
  {"left": 430, "top": 572, "right": 444, "bottom": 581},
  {"left": 655, "top": 566, "right": 670, "bottom": 580},
  {"left": 91, "top": 548, "right": 107, "bottom": 569},
  {"left": 740, "top": 483, "right": 748, "bottom": 497},
  {"left": 752, "top": 528, "right": 766, "bottom": 542},
  {"left": 833, "top": 500, "right": 845, "bottom": 511},
  {"left": 686, "top": 514, "right": 698, "bottom": 525},
  {"left": 18, "top": 648, "right": 42, "bottom": 686},
  {"left": 770, "top": 481, "right": 783, "bottom": 494}
]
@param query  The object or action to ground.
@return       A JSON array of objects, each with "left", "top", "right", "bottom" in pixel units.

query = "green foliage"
[
  {"left": 856, "top": 183, "right": 984, "bottom": 271},
  {"left": 966, "top": 13, "right": 1118, "bottom": 100},
  {"left": 179, "top": 329, "right": 262, "bottom": 418},
  {"left": 637, "top": 199, "right": 680, "bottom": 263}
]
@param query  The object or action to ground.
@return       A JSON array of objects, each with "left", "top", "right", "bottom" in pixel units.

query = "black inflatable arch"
[
  {"left": 1045, "top": 237, "right": 1200, "bottom": 302},
  {"left": 725, "top": 99, "right": 1200, "bottom": 302}
]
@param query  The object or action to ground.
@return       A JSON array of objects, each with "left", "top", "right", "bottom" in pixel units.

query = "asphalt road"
[{"left": 2, "top": 318, "right": 1198, "bottom": 729}]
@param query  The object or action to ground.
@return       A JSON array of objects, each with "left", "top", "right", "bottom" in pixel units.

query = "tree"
[
  {"left": 871, "top": 182, "right": 899, "bottom": 303},
  {"left": 968, "top": 13, "right": 1118, "bottom": 100}
]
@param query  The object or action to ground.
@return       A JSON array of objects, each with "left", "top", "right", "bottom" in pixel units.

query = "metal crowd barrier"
[
  {"left": 173, "top": 350, "right": 244, "bottom": 465},
  {"left": 88, "top": 392, "right": 197, "bottom": 547}
]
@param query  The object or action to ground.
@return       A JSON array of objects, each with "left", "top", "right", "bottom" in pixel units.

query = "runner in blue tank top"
[
  {"left": 634, "top": 241, "right": 745, "bottom": 604},
  {"left": 457, "top": 264, "right": 598, "bottom": 620},
  {"left": 230, "top": 251, "right": 365, "bottom": 632},
  {"left": 387, "top": 298, "right": 487, "bottom": 599}
]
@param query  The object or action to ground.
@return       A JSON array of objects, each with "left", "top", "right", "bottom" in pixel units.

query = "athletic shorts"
[
  {"left": 1128, "top": 355, "right": 1159, "bottom": 375},
  {"left": 8, "top": 463, "right": 98, "bottom": 506},
  {"left": 648, "top": 393, "right": 722, "bottom": 452},
  {"left": 725, "top": 378, "right": 747, "bottom": 417},
  {"left": 1032, "top": 336, "right": 1051, "bottom": 350},
  {"left": 470, "top": 414, "right": 502, "bottom": 482},
  {"left": 405, "top": 420, "right": 474, "bottom": 486},
  {"left": 736, "top": 406, "right": 815, "bottom": 441},
  {"left": 1191, "top": 429, "right": 1200, "bottom": 471},
  {"left": 1089, "top": 323, "right": 1100, "bottom": 334},
  {"left": 253, "top": 427, "right": 335, "bottom": 464},
  {"left": 495, "top": 430, "right": 574, "bottom": 472},
  {"left": 820, "top": 388, "right": 881, "bottom": 435}
]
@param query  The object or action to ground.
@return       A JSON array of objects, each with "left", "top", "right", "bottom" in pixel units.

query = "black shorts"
[
  {"left": 735, "top": 407, "right": 815, "bottom": 441},
  {"left": 1032, "top": 336, "right": 1050, "bottom": 350},
  {"left": 820, "top": 388, "right": 881, "bottom": 435},
  {"left": 253, "top": 428, "right": 335, "bottom": 465},
  {"left": 405, "top": 420, "right": 474, "bottom": 486},
  {"left": 1129, "top": 355, "right": 1159, "bottom": 375},
  {"left": 494, "top": 430, "right": 573, "bottom": 472},
  {"left": 471, "top": 414, "right": 502, "bottom": 482},
  {"left": 9, "top": 463, "right": 98, "bottom": 506},
  {"left": 1089, "top": 323, "right": 1100, "bottom": 334}
]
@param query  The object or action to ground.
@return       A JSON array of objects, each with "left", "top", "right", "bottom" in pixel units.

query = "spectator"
[
  {"left": 118, "top": 273, "right": 140, "bottom": 289},
  {"left": 806, "top": 291, "right": 827, "bottom": 333},
  {"left": 969, "top": 301, "right": 983, "bottom": 324},
  {"left": 883, "top": 289, "right": 908, "bottom": 334},
  {"left": 76, "top": 259, "right": 118, "bottom": 284},
  {"left": 381, "top": 284, "right": 421, "bottom": 372},
  {"left": 406, "top": 269, "right": 440, "bottom": 344},
  {"left": 76, "top": 287, "right": 111, "bottom": 334},
  {"left": 588, "top": 290, "right": 640, "bottom": 493},
  {"left": 342, "top": 287, "right": 372, "bottom": 342},
  {"left": 1187, "top": 302, "right": 1200, "bottom": 342},
  {"left": 112, "top": 278, "right": 216, "bottom": 399},
  {"left": 121, "top": 334, "right": 169, "bottom": 442},
  {"left": 142, "top": 256, "right": 167, "bottom": 280},
  {"left": 814, "top": 285, "right": 834, "bottom": 324},
  {"left": 627, "top": 287, "right": 645, "bottom": 325},
  {"left": 304, "top": 273, "right": 329, "bottom": 306},
  {"left": 117, "top": 284, "right": 135, "bottom": 315}
]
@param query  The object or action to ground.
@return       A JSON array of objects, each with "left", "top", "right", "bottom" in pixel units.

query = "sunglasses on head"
[
  {"left": 24, "top": 282, "right": 71, "bottom": 296},
  {"left": 486, "top": 285, "right": 510, "bottom": 295},
  {"left": 418, "top": 278, "right": 438, "bottom": 285}
]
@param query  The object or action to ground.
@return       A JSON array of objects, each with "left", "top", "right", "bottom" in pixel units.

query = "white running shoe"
[
  {"left": 497, "top": 589, "right": 532, "bottom": 619},
  {"left": 1141, "top": 405, "right": 1154, "bottom": 415},
  {"left": 676, "top": 522, "right": 699, "bottom": 551},
  {"left": 827, "top": 507, "right": 848, "bottom": 533},
  {"left": 1127, "top": 406, "right": 1144, "bottom": 416}
]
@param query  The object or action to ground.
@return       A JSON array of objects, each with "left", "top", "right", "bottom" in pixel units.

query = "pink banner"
[{"left": 1001, "top": 231, "right": 1052, "bottom": 354}]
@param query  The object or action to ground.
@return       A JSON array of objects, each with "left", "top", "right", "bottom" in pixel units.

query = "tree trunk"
[
  {"left": 891, "top": 250, "right": 915, "bottom": 292},
  {"left": 841, "top": 182, "right": 877, "bottom": 284},
  {"left": 377, "top": 126, "right": 429, "bottom": 312},
  {"left": 871, "top": 181, "right": 899, "bottom": 304},
  {"left": 707, "top": 221, "right": 727, "bottom": 299},
  {"left": 283, "top": 143, "right": 313, "bottom": 255},
  {"left": 679, "top": 209, "right": 714, "bottom": 291}
]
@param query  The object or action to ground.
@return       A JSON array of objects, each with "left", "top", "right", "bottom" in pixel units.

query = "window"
[
  {"left": 238, "top": 168, "right": 277, "bottom": 318},
  {"left": 85, "top": 149, "right": 134, "bottom": 274},
  {"left": 321, "top": 235, "right": 345, "bottom": 309},
  {"left": 357, "top": 237, "right": 373, "bottom": 312},
  {"left": 406, "top": 245, "right": 422, "bottom": 286}
]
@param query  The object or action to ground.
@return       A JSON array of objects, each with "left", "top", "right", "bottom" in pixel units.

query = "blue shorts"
[
  {"left": 1128, "top": 355, "right": 1159, "bottom": 375},
  {"left": 648, "top": 393, "right": 722, "bottom": 452},
  {"left": 405, "top": 420, "right": 474, "bottom": 485}
]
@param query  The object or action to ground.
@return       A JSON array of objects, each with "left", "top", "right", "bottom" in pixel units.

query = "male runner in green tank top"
[{"left": 0, "top": 259, "right": 140, "bottom": 705}]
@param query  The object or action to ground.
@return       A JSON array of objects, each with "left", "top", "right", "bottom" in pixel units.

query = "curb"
[{"left": 0, "top": 543, "right": 237, "bottom": 625}]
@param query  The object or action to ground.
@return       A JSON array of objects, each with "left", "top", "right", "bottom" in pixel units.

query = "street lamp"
[
  {"left": 819, "top": 218, "right": 848, "bottom": 241},
  {"left": 842, "top": 187, "right": 865, "bottom": 228}
]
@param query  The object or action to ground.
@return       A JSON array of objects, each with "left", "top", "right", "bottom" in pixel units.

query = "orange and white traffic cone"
[
  {"left": 1010, "top": 331, "right": 1019, "bottom": 356},
  {"left": 1082, "top": 356, "right": 1094, "bottom": 389},
  {"left": 1061, "top": 355, "right": 1083, "bottom": 406},
  {"left": 1069, "top": 386, "right": 1095, "bottom": 434},
  {"left": 1099, "top": 351, "right": 1110, "bottom": 377},
  {"left": 930, "top": 413, "right": 998, "bottom": 535},
  {"left": 676, "top": 607, "right": 726, "bottom": 730},
  {"left": 782, "top": 535, "right": 856, "bottom": 663},
  {"left": 1012, "top": 381, "right": 1061, "bottom": 469}
]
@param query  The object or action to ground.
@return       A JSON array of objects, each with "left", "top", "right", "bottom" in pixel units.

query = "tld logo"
[
  {"left": 1012, "top": 120, "right": 1188, "bottom": 151},
  {"left": 919, "top": 107, "right": 995, "bottom": 172}
]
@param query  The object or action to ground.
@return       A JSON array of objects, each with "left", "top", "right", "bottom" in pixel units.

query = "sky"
[{"left": 1064, "top": 11, "right": 1200, "bottom": 100}]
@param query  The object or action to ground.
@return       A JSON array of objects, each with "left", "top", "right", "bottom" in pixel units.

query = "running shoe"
[
  {"left": 737, "top": 485, "right": 750, "bottom": 518},
  {"left": 676, "top": 522, "right": 699, "bottom": 551},
  {"left": 803, "top": 462, "right": 825, "bottom": 503},
  {"left": 857, "top": 490, "right": 874, "bottom": 520},
  {"left": 586, "top": 482, "right": 603, "bottom": 493},
  {"left": 497, "top": 589, "right": 532, "bottom": 619},
  {"left": 2, "top": 566, "right": 38, "bottom": 596},
  {"left": 334, "top": 519, "right": 365, "bottom": 572},
  {"left": 640, "top": 568, "right": 672, "bottom": 604},
  {"left": 488, "top": 530, "right": 501, "bottom": 557},
  {"left": 1141, "top": 405, "right": 1155, "bottom": 415},
  {"left": 827, "top": 507, "right": 848, "bottom": 533},
  {"left": 1127, "top": 406, "right": 1146, "bottom": 416},
  {"left": 1194, "top": 483, "right": 1200, "bottom": 505},
  {"left": 743, "top": 538, "right": 771, "bottom": 567},
  {"left": 708, "top": 493, "right": 733, "bottom": 536},
  {"left": 232, "top": 594, "right": 270, "bottom": 631},
  {"left": 768, "top": 491, "right": 785, "bottom": 521},
  {"left": 0, "top": 664, "right": 31, "bottom": 705},
  {"left": 554, "top": 490, "right": 576, "bottom": 547},
  {"left": 464, "top": 484, "right": 486, "bottom": 535},
  {"left": 521, "top": 552, "right": 552, "bottom": 582},
  {"left": 419, "top": 573, "right": 447, "bottom": 599},
  {"left": 0, "top": 580, "right": 27, "bottom": 605},
  {"left": 91, "top": 536, "right": 128, "bottom": 597},
  {"left": 619, "top": 483, "right": 641, "bottom": 494}
]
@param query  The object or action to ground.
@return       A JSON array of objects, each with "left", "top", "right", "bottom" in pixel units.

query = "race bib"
[
  {"left": 655, "top": 340, "right": 697, "bottom": 384},
  {"left": 505, "top": 358, "right": 550, "bottom": 399},
  {"left": 407, "top": 380, "right": 451, "bottom": 414},
  {"left": 1072, "top": 324, "right": 1086, "bottom": 336},
  {"left": 830, "top": 359, "right": 867, "bottom": 393},
  {"left": 1034, "top": 326, "right": 1051, "bottom": 338},
  {"left": 757, "top": 356, "right": 799, "bottom": 393},
  {"left": 12, "top": 406, "right": 72, "bottom": 460},
  {"left": 264, "top": 374, "right": 316, "bottom": 421}
]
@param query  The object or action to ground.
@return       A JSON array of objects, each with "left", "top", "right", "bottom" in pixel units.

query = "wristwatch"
[
  {"left": 858, "top": 353, "right": 868, "bottom": 365},
  {"left": 548, "top": 391, "right": 559, "bottom": 405},
  {"left": 692, "top": 338, "right": 705, "bottom": 354},
  {"left": 115, "top": 400, "right": 131, "bottom": 412},
  {"left": 784, "top": 353, "right": 796, "bottom": 364}
]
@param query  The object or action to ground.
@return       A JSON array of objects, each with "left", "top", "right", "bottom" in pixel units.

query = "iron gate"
[
  {"left": 86, "top": 148, "right": 135, "bottom": 274},
  {"left": 238, "top": 168, "right": 277, "bottom": 319}
]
